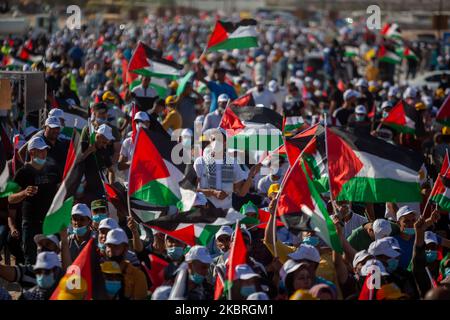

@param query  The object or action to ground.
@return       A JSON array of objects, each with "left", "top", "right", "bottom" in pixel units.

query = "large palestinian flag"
[
  {"left": 206, "top": 19, "right": 259, "bottom": 52},
  {"left": 128, "top": 41, "right": 183, "bottom": 79},
  {"left": 50, "top": 238, "right": 107, "bottom": 300},
  {"left": 326, "top": 127, "right": 424, "bottom": 203},
  {"left": 128, "top": 127, "right": 196, "bottom": 214},
  {"left": 220, "top": 105, "right": 283, "bottom": 159},
  {"left": 133, "top": 207, "right": 247, "bottom": 246},
  {"left": 381, "top": 100, "right": 421, "bottom": 134},
  {"left": 276, "top": 156, "right": 342, "bottom": 253},
  {"left": 436, "top": 94, "right": 450, "bottom": 126},
  {"left": 43, "top": 129, "right": 84, "bottom": 235},
  {"left": 378, "top": 45, "right": 402, "bottom": 64},
  {"left": 430, "top": 152, "right": 450, "bottom": 211}
]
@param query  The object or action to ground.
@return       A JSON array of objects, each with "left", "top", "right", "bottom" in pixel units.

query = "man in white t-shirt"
[
  {"left": 246, "top": 78, "right": 277, "bottom": 110},
  {"left": 333, "top": 201, "right": 368, "bottom": 238},
  {"left": 193, "top": 131, "right": 261, "bottom": 209},
  {"left": 117, "top": 111, "right": 150, "bottom": 185},
  {"left": 131, "top": 76, "right": 158, "bottom": 99}
]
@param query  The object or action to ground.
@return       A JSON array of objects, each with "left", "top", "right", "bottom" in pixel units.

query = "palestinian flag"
[
  {"left": 128, "top": 41, "right": 183, "bottom": 79},
  {"left": 128, "top": 127, "right": 196, "bottom": 213},
  {"left": 381, "top": 100, "right": 420, "bottom": 134},
  {"left": 206, "top": 19, "right": 259, "bottom": 52},
  {"left": 381, "top": 23, "right": 402, "bottom": 39},
  {"left": 220, "top": 105, "right": 283, "bottom": 158},
  {"left": 378, "top": 45, "right": 402, "bottom": 64},
  {"left": 231, "top": 93, "right": 255, "bottom": 107},
  {"left": 43, "top": 130, "right": 84, "bottom": 235},
  {"left": 143, "top": 254, "right": 170, "bottom": 293},
  {"left": 0, "top": 137, "right": 20, "bottom": 198},
  {"left": 403, "top": 47, "right": 419, "bottom": 61},
  {"left": 430, "top": 152, "right": 450, "bottom": 211},
  {"left": 344, "top": 46, "right": 359, "bottom": 57},
  {"left": 358, "top": 275, "right": 375, "bottom": 300},
  {"left": 436, "top": 94, "right": 450, "bottom": 126},
  {"left": 50, "top": 238, "right": 107, "bottom": 300},
  {"left": 133, "top": 207, "right": 247, "bottom": 246},
  {"left": 326, "top": 127, "right": 424, "bottom": 203},
  {"left": 276, "top": 156, "right": 342, "bottom": 253},
  {"left": 282, "top": 116, "right": 305, "bottom": 137},
  {"left": 255, "top": 209, "right": 284, "bottom": 229},
  {"left": 225, "top": 223, "right": 248, "bottom": 294}
]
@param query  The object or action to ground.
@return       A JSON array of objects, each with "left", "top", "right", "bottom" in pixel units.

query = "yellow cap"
[
  {"left": 368, "top": 86, "right": 377, "bottom": 93},
  {"left": 168, "top": 81, "right": 178, "bottom": 90},
  {"left": 415, "top": 102, "right": 426, "bottom": 111},
  {"left": 289, "top": 289, "right": 317, "bottom": 300},
  {"left": 267, "top": 183, "right": 280, "bottom": 197},
  {"left": 442, "top": 127, "right": 450, "bottom": 135},
  {"left": 56, "top": 274, "right": 88, "bottom": 300},
  {"left": 102, "top": 91, "right": 116, "bottom": 102},
  {"left": 101, "top": 261, "right": 122, "bottom": 274},
  {"left": 165, "top": 95, "right": 177, "bottom": 105},
  {"left": 436, "top": 88, "right": 445, "bottom": 98},
  {"left": 376, "top": 283, "right": 408, "bottom": 300}
]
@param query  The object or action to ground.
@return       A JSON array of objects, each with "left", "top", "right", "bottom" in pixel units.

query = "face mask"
[
  {"left": 240, "top": 284, "right": 256, "bottom": 297},
  {"left": 76, "top": 184, "right": 84, "bottom": 195},
  {"left": 73, "top": 225, "right": 88, "bottom": 237},
  {"left": 33, "top": 157, "right": 46, "bottom": 166},
  {"left": 97, "top": 242, "right": 105, "bottom": 251},
  {"left": 166, "top": 246, "right": 184, "bottom": 261},
  {"left": 96, "top": 118, "right": 107, "bottom": 125},
  {"left": 355, "top": 115, "right": 365, "bottom": 122},
  {"left": 136, "top": 123, "right": 148, "bottom": 130},
  {"left": 445, "top": 268, "right": 450, "bottom": 278},
  {"left": 105, "top": 280, "right": 122, "bottom": 296},
  {"left": 403, "top": 228, "right": 415, "bottom": 236},
  {"left": 425, "top": 250, "right": 438, "bottom": 263},
  {"left": 387, "top": 258, "right": 399, "bottom": 273},
  {"left": 36, "top": 273, "right": 55, "bottom": 289},
  {"left": 382, "top": 111, "right": 389, "bottom": 118},
  {"left": 92, "top": 214, "right": 108, "bottom": 223},
  {"left": 189, "top": 272, "right": 205, "bottom": 285},
  {"left": 303, "top": 236, "right": 319, "bottom": 247}
]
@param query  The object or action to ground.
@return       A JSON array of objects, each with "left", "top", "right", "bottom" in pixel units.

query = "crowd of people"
[{"left": 1, "top": 12, "right": 450, "bottom": 300}]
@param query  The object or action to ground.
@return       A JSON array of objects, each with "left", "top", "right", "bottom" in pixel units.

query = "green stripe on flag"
[
  {"left": 197, "top": 225, "right": 221, "bottom": 246},
  {"left": 384, "top": 123, "right": 416, "bottom": 134},
  {"left": 431, "top": 194, "right": 450, "bottom": 211},
  {"left": 176, "top": 71, "right": 195, "bottom": 97},
  {"left": 132, "top": 180, "right": 180, "bottom": 207},
  {"left": 43, "top": 197, "right": 74, "bottom": 235},
  {"left": 0, "top": 181, "right": 20, "bottom": 198},
  {"left": 208, "top": 37, "right": 259, "bottom": 52}
]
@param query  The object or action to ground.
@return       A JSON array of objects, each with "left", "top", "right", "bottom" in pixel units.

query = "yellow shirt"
[
  {"left": 121, "top": 261, "right": 148, "bottom": 300},
  {"left": 162, "top": 108, "right": 182, "bottom": 132}
]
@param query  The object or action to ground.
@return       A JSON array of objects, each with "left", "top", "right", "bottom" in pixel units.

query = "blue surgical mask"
[
  {"left": 303, "top": 236, "right": 319, "bottom": 247},
  {"left": 403, "top": 228, "right": 415, "bottom": 236},
  {"left": 387, "top": 258, "right": 399, "bottom": 272},
  {"left": 240, "top": 284, "right": 256, "bottom": 297},
  {"left": 382, "top": 111, "right": 389, "bottom": 118},
  {"left": 33, "top": 157, "right": 46, "bottom": 166},
  {"left": 73, "top": 225, "right": 88, "bottom": 237},
  {"left": 105, "top": 280, "right": 122, "bottom": 296},
  {"left": 445, "top": 268, "right": 450, "bottom": 278},
  {"left": 189, "top": 272, "right": 205, "bottom": 285},
  {"left": 92, "top": 214, "right": 108, "bottom": 223},
  {"left": 36, "top": 273, "right": 55, "bottom": 289},
  {"left": 166, "top": 246, "right": 184, "bottom": 261},
  {"left": 355, "top": 115, "right": 365, "bottom": 122},
  {"left": 425, "top": 250, "right": 438, "bottom": 263},
  {"left": 98, "top": 242, "right": 105, "bottom": 251}
]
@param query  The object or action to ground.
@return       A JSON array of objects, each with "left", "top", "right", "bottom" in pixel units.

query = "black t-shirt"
[
  {"left": 334, "top": 107, "right": 354, "bottom": 126},
  {"left": 13, "top": 163, "right": 61, "bottom": 222},
  {"left": 37, "top": 133, "right": 69, "bottom": 174}
]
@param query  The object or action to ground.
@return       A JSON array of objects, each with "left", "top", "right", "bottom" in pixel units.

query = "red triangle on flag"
[
  {"left": 437, "top": 94, "right": 450, "bottom": 124},
  {"left": 227, "top": 224, "right": 247, "bottom": 284},
  {"left": 382, "top": 100, "right": 407, "bottom": 126},
  {"left": 144, "top": 254, "right": 170, "bottom": 292},
  {"left": 206, "top": 21, "right": 229, "bottom": 50},
  {"left": 150, "top": 225, "right": 196, "bottom": 247},
  {"left": 128, "top": 42, "right": 150, "bottom": 73},
  {"left": 219, "top": 107, "right": 245, "bottom": 132}
]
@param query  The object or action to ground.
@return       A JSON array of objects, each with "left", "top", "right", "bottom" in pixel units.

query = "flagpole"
[
  {"left": 228, "top": 219, "right": 239, "bottom": 301},
  {"left": 127, "top": 126, "right": 140, "bottom": 220},
  {"left": 323, "top": 113, "right": 340, "bottom": 217},
  {"left": 422, "top": 149, "right": 449, "bottom": 217}
]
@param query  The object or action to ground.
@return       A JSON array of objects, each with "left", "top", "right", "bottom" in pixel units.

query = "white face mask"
[{"left": 136, "top": 123, "right": 148, "bottom": 130}]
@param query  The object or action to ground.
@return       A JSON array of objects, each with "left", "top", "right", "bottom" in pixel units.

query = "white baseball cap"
[
  {"left": 45, "top": 116, "right": 61, "bottom": 128},
  {"left": 33, "top": 251, "right": 61, "bottom": 270},
  {"left": 388, "top": 86, "right": 399, "bottom": 97},
  {"left": 215, "top": 226, "right": 233, "bottom": 240},
  {"left": 352, "top": 250, "right": 372, "bottom": 269},
  {"left": 268, "top": 80, "right": 278, "bottom": 92},
  {"left": 48, "top": 108, "right": 64, "bottom": 119},
  {"left": 381, "top": 101, "right": 393, "bottom": 109},
  {"left": 368, "top": 238, "right": 400, "bottom": 258},
  {"left": 192, "top": 192, "right": 207, "bottom": 207},
  {"left": 203, "top": 95, "right": 211, "bottom": 102},
  {"left": 396, "top": 205, "right": 417, "bottom": 221},
  {"left": 96, "top": 124, "right": 114, "bottom": 141},
  {"left": 98, "top": 218, "right": 119, "bottom": 231},
  {"left": 287, "top": 244, "right": 320, "bottom": 263},
  {"left": 360, "top": 259, "right": 389, "bottom": 276},
  {"left": 355, "top": 105, "right": 367, "bottom": 114},
  {"left": 255, "top": 77, "right": 265, "bottom": 85},
  {"left": 185, "top": 245, "right": 213, "bottom": 264},
  {"left": 295, "top": 70, "right": 304, "bottom": 77},
  {"left": 313, "top": 79, "right": 321, "bottom": 87},
  {"left": 356, "top": 78, "right": 368, "bottom": 87},
  {"left": 151, "top": 285, "right": 172, "bottom": 300},
  {"left": 134, "top": 111, "right": 150, "bottom": 122},
  {"left": 71, "top": 203, "right": 92, "bottom": 219},
  {"left": 105, "top": 228, "right": 128, "bottom": 245},
  {"left": 247, "top": 292, "right": 269, "bottom": 300},
  {"left": 424, "top": 231, "right": 438, "bottom": 245},
  {"left": 304, "top": 77, "right": 312, "bottom": 83},
  {"left": 34, "top": 234, "right": 60, "bottom": 249},
  {"left": 383, "top": 236, "right": 401, "bottom": 250},
  {"left": 234, "top": 264, "right": 260, "bottom": 280},
  {"left": 27, "top": 136, "right": 49, "bottom": 151},
  {"left": 343, "top": 89, "right": 359, "bottom": 101},
  {"left": 373, "top": 219, "right": 392, "bottom": 240},
  {"left": 280, "top": 260, "right": 309, "bottom": 284},
  {"left": 382, "top": 81, "right": 391, "bottom": 89},
  {"left": 24, "top": 126, "right": 38, "bottom": 138},
  {"left": 403, "top": 87, "right": 417, "bottom": 99},
  {"left": 218, "top": 94, "right": 229, "bottom": 102}
]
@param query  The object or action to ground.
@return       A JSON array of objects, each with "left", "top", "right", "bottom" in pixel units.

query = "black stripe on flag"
[
  {"left": 230, "top": 106, "right": 283, "bottom": 130},
  {"left": 219, "top": 19, "right": 257, "bottom": 33},
  {"left": 140, "top": 42, "right": 184, "bottom": 71}
]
